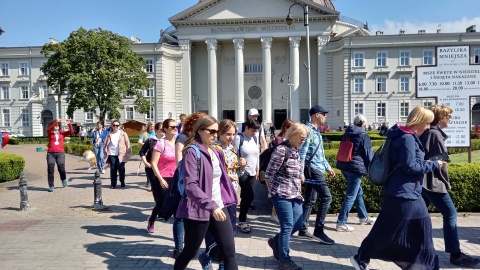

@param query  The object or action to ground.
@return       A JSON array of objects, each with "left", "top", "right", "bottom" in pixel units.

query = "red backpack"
[{"left": 336, "top": 136, "right": 354, "bottom": 162}]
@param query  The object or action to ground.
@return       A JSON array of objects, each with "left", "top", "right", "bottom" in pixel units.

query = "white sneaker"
[
  {"left": 359, "top": 217, "right": 376, "bottom": 225},
  {"left": 336, "top": 224, "right": 355, "bottom": 232},
  {"left": 270, "top": 215, "right": 279, "bottom": 223},
  {"left": 101, "top": 169, "right": 105, "bottom": 174}
]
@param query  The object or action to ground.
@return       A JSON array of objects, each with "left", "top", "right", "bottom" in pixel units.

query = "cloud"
[{"left": 371, "top": 17, "right": 480, "bottom": 34}]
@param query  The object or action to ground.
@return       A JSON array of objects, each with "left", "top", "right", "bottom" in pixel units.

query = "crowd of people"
[{"left": 43, "top": 105, "right": 479, "bottom": 270}]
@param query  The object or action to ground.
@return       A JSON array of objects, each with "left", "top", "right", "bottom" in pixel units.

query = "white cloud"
[{"left": 371, "top": 17, "right": 480, "bottom": 34}]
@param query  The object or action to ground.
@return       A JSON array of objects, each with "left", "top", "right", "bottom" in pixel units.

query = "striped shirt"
[{"left": 299, "top": 121, "right": 332, "bottom": 178}]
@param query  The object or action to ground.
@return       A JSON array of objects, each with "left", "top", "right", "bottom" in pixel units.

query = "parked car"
[{"left": 8, "top": 132, "right": 25, "bottom": 138}]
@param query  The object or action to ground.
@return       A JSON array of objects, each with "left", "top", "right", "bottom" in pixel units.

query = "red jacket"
[{"left": 47, "top": 121, "right": 74, "bottom": 153}]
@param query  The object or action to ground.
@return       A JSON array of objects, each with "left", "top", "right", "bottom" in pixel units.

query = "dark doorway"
[
  {"left": 273, "top": 109, "right": 287, "bottom": 130},
  {"left": 41, "top": 110, "right": 54, "bottom": 136},
  {"left": 222, "top": 110, "right": 235, "bottom": 121},
  {"left": 245, "top": 109, "right": 262, "bottom": 123}
]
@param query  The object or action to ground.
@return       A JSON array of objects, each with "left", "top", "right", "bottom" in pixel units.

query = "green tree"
[{"left": 41, "top": 27, "right": 151, "bottom": 122}]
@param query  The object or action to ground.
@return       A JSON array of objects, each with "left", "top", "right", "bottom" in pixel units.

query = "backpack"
[
  {"left": 177, "top": 145, "right": 201, "bottom": 196},
  {"left": 259, "top": 141, "right": 290, "bottom": 184},
  {"left": 335, "top": 137, "right": 354, "bottom": 162},
  {"left": 367, "top": 138, "right": 398, "bottom": 186}
]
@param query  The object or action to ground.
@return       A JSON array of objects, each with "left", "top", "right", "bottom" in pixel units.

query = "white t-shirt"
[
  {"left": 108, "top": 132, "right": 121, "bottom": 156},
  {"left": 232, "top": 134, "right": 259, "bottom": 176},
  {"left": 211, "top": 153, "right": 224, "bottom": 208}
]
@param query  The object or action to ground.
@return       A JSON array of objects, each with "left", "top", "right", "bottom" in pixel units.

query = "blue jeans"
[
  {"left": 422, "top": 189, "right": 460, "bottom": 254},
  {"left": 93, "top": 143, "right": 104, "bottom": 171},
  {"left": 337, "top": 171, "right": 368, "bottom": 225},
  {"left": 173, "top": 217, "right": 184, "bottom": 250},
  {"left": 300, "top": 169, "right": 332, "bottom": 235},
  {"left": 272, "top": 195, "right": 303, "bottom": 262}
]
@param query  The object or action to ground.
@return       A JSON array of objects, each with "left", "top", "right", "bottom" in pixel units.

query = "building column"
[
  {"left": 206, "top": 39, "right": 218, "bottom": 118},
  {"left": 289, "top": 37, "right": 301, "bottom": 122},
  {"left": 179, "top": 39, "right": 192, "bottom": 115},
  {"left": 233, "top": 38, "right": 244, "bottom": 123},
  {"left": 317, "top": 35, "right": 330, "bottom": 108},
  {"left": 261, "top": 37, "right": 273, "bottom": 124}
]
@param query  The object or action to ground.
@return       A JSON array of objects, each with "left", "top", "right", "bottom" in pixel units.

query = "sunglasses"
[
  {"left": 203, "top": 128, "right": 219, "bottom": 135},
  {"left": 446, "top": 115, "right": 452, "bottom": 118},
  {"left": 112, "top": 124, "right": 120, "bottom": 127},
  {"left": 167, "top": 126, "right": 177, "bottom": 130}
]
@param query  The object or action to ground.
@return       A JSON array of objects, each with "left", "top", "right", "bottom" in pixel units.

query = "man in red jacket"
[{"left": 46, "top": 119, "right": 74, "bottom": 192}]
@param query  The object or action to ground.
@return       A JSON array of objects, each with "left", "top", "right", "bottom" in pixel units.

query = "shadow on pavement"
[{"left": 82, "top": 225, "right": 170, "bottom": 241}]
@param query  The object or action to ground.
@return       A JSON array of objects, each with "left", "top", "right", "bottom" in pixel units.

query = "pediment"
[{"left": 169, "top": 0, "right": 339, "bottom": 26}]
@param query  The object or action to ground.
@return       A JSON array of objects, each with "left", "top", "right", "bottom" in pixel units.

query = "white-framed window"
[
  {"left": 400, "top": 51, "right": 410, "bottom": 66},
  {"left": 354, "top": 103, "right": 364, "bottom": 115},
  {"left": 376, "top": 76, "right": 387, "bottom": 92},
  {"left": 424, "top": 101, "right": 433, "bottom": 108},
  {"left": 146, "top": 107, "right": 154, "bottom": 121},
  {"left": 85, "top": 112, "right": 94, "bottom": 123},
  {"left": 41, "top": 84, "right": 50, "bottom": 98},
  {"left": 2, "top": 108, "right": 10, "bottom": 126},
  {"left": 399, "top": 76, "right": 410, "bottom": 92},
  {"left": 126, "top": 107, "right": 134, "bottom": 120},
  {"left": 145, "top": 59, "right": 154, "bottom": 73},
  {"left": 400, "top": 102, "right": 409, "bottom": 117},
  {"left": 244, "top": 64, "right": 263, "bottom": 73},
  {"left": 19, "top": 62, "right": 29, "bottom": 76},
  {"left": 145, "top": 86, "right": 154, "bottom": 97},
  {"left": 353, "top": 52, "right": 364, "bottom": 67},
  {"left": 353, "top": 77, "right": 364, "bottom": 93},
  {"left": 21, "top": 86, "right": 29, "bottom": 99},
  {"left": 0, "top": 63, "right": 9, "bottom": 76},
  {"left": 1, "top": 86, "right": 9, "bottom": 100},
  {"left": 423, "top": 50, "right": 434, "bottom": 65},
  {"left": 377, "top": 103, "right": 386, "bottom": 117},
  {"left": 377, "top": 52, "right": 387, "bottom": 67},
  {"left": 21, "top": 108, "right": 29, "bottom": 127},
  {"left": 474, "top": 48, "right": 480, "bottom": 64}
]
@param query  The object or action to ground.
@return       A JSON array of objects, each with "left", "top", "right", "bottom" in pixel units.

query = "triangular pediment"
[{"left": 169, "top": 0, "right": 339, "bottom": 26}]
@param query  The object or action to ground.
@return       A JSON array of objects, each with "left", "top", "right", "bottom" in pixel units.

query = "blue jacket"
[
  {"left": 336, "top": 125, "right": 373, "bottom": 175},
  {"left": 383, "top": 124, "right": 440, "bottom": 200}
]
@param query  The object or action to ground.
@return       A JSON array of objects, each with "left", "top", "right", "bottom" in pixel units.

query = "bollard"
[
  {"left": 93, "top": 170, "right": 103, "bottom": 210},
  {"left": 19, "top": 171, "right": 30, "bottom": 211}
]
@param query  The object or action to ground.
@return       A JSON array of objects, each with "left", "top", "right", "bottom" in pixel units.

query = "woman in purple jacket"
[{"left": 174, "top": 115, "right": 238, "bottom": 270}]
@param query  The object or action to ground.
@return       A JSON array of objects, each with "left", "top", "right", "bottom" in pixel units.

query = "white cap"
[{"left": 248, "top": 108, "right": 260, "bottom": 116}]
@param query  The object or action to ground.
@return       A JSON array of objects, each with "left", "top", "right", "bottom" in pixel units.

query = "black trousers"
[
  {"left": 148, "top": 172, "right": 173, "bottom": 223},
  {"left": 46, "top": 152, "right": 66, "bottom": 187},
  {"left": 238, "top": 174, "right": 255, "bottom": 222},
  {"left": 108, "top": 155, "right": 125, "bottom": 187},
  {"left": 174, "top": 209, "right": 238, "bottom": 270}
]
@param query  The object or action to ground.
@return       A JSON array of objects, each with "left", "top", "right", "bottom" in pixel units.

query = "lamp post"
[
  {"left": 285, "top": 3, "right": 312, "bottom": 109},
  {"left": 280, "top": 73, "right": 293, "bottom": 119}
]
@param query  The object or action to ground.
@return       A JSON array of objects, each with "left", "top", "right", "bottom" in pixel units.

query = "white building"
[{"left": 1, "top": 0, "right": 480, "bottom": 136}]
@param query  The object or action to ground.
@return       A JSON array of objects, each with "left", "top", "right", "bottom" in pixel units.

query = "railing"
[{"left": 340, "top": 16, "right": 368, "bottom": 30}]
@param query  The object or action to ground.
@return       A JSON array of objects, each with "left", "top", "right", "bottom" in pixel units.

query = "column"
[
  {"left": 261, "top": 37, "right": 272, "bottom": 124},
  {"left": 233, "top": 38, "right": 244, "bottom": 123},
  {"left": 178, "top": 39, "right": 192, "bottom": 114},
  {"left": 289, "top": 37, "right": 301, "bottom": 122},
  {"left": 317, "top": 35, "right": 330, "bottom": 107},
  {"left": 206, "top": 39, "right": 218, "bottom": 118}
]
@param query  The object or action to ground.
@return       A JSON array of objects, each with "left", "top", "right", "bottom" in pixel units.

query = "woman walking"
[
  {"left": 351, "top": 106, "right": 446, "bottom": 270},
  {"left": 103, "top": 119, "right": 131, "bottom": 189},
  {"left": 265, "top": 123, "right": 308, "bottom": 270},
  {"left": 174, "top": 115, "right": 238, "bottom": 270},
  {"left": 335, "top": 114, "right": 375, "bottom": 232}
]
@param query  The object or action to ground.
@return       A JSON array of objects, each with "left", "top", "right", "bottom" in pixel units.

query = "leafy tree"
[{"left": 41, "top": 27, "right": 151, "bottom": 122}]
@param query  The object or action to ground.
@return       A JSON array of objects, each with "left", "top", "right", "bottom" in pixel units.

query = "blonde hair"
[
  {"left": 285, "top": 123, "right": 309, "bottom": 140},
  {"left": 406, "top": 106, "right": 434, "bottom": 128},
  {"left": 141, "top": 121, "right": 155, "bottom": 142},
  {"left": 430, "top": 104, "right": 453, "bottom": 124}
]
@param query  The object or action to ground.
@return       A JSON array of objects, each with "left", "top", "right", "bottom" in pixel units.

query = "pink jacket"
[{"left": 103, "top": 130, "right": 131, "bottom": 163}]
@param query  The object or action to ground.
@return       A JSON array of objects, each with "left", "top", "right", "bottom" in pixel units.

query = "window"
[
  {"left": 21, "top": 108, "right": 29, "bottom": 126},
  {"left": 423, "top": 50, "right": 433, "bottom": 65},
  {"left": 376, "top": 77, "right": 387, "bottom": 92},
  {"left": 21, "top": 86, "right": 29, "bottom": 99},
  {"left": 399, "top": 76, "right": 410, "bottom": 92},
  {"left": 85, "top": 112, "right": 94, "bottom": 123},
  {"left": 146, "top": 107, "right": 154, "bottom": 121},
  {"left": 244, "top": 64, "right": 263, "bottom": 73},
  {"left": 145, "top": 59, "right": 154, "bottom": 73},
  {"left": 2, "top": 108, "right": 10, "bottom": 126},
  {"left": 353, "top": 52, "right": 364, "bottom": 67},
  {"left": 377, "top": 103, "right": 386, "bottom": 117},
  {"left": 400, "top": 51, "right": 410, "bottom": 66},
  {"left": 0, "top": 63, "right": 8, "bottom": 76},
  {"left": 377, "top": 52, "right": 387, "bottom": 67},
  {"left": 474, "top": 48, "right": 480, "bottom": 64},
  {"left": 400, "top": 102, "right": 409, "bottom": 117},
  {"left": 41, "top": 84, "right": 50, "bottom": 98},
  {"left": 145, "top": 86, "right": 154, "bottom": 97},
  {"left": 1, "top": 86, "right": 9, "bottom": 99},
  {"left": 19, "top": 62, "right": 28, "bottom": 76},
  {"left": 424, "top": 101, "right": 433, "bottom": 108},
  {"left": 354, "top": 77, "right": 364, "bottom": 93},
  {"left": 126, "top": 107, "right": 134, "bottom": 120},
  {"left": 354, "top": 103, "right": 364, "bottom": 115}
]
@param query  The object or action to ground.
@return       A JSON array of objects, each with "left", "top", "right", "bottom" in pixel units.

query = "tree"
[{"left": 41, "top": 27, "right": 151, "bottom": 122}]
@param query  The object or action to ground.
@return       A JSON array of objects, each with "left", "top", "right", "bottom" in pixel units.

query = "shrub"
[
  {"left": 0, "top": 153, "right": 25, "bottom": 182},
  {"left": 63, "top": 143, "right": 140, "bottom": 158}
]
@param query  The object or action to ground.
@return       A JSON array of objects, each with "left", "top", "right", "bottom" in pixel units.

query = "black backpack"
[{"left": 259, "top": 141, "right": 290, "bottom": 184}]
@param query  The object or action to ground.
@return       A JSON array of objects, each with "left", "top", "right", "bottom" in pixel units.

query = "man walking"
[
  {"left": 298, "top": 105, "right": 336, "bottom": 244},
  {"left": 91, "top": 121, "right": 106, "bottom": 173},
  {"left": 46, "top": 119, "right": 74, "bottom": 192},
  {"left": 238, "top": 108, "right": 268, "bottom": 152}
]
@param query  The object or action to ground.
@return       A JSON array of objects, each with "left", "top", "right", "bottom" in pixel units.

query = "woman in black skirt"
[{"left": 351, "top": 106, "right": 447, "bottom": 270}]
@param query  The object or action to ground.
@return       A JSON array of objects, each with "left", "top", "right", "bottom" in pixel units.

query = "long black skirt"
[{"left": 357, "top": 195, "right": 439, "bottom": 270}]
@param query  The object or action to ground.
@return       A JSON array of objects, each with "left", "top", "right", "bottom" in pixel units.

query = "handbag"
[
  {"left": 336, "top": 136, "right": 354, "bottom": 162},
  {"left": 304, "top": 134, "right": 321, "bottom": 179},
  {"left": 159, "top": 168, "right": 182, "bottom": 221}
]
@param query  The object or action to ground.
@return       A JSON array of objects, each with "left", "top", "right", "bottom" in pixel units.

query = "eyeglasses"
[
  {"left": 446, "top": 115, "right": 452, "bottom": 118},
  {"left": 203, "top": 128, "right": 219, "bottom": 135},
  {"left": 168, "top": 126, "right": 177, "bottom": 129},
  {"left": 112, "top": 124, "right": 120, "bottom": 127}
]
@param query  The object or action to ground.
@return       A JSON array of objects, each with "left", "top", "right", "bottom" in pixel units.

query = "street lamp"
[
  {"left": 285, "top": 3, "right": 312, "bottom": 109},
  {"left": 280, "top": 73, "right": 293, "bottom": 119}
]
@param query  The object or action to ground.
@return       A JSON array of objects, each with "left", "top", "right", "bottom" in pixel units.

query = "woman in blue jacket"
[
  {"left": 351, "top": 106, "right": 446, "bottom": 270},
  {"left": 174, "top": 115, "right": 238, "bottom": 270}
]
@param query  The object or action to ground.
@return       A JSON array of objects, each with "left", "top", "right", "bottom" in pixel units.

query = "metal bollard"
[
  {"left": 19, "top": 171, "right": 30, "bottom": 211},
  {"left": 93, "top": 170, "right": 103, "bottom": 210}
]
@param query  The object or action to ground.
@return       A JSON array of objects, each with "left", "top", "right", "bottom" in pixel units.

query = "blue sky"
[{"left": 1, "top": 0, "right": 480, "bottom": 47}]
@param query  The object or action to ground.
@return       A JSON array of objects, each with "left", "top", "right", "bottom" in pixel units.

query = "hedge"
[
  {"left": 64, "top": 143, "right": 141, "bottom": 158},
  {"left": 0, "top": 153, "right": 25, "bottom": 182}
]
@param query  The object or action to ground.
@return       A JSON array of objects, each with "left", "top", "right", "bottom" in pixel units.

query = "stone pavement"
[{"left": 0, "top": 144, "right": 479, "bottom": 270}]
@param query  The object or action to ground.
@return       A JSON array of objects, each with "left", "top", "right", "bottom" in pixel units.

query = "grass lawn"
[{"left": 448, "top": 150, "right": 480, "bottom": 164}]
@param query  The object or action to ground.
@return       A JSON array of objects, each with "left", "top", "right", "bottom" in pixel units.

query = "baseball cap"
[
  {"left": 309, "top": 105, "right": 329, "bottom": 116},
  {"left": 248, "top": 108, "right": 260, "bottom": 116}
]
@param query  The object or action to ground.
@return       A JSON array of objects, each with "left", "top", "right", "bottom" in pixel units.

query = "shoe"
[
  {"left": 198, "top": 252, "right": 213, "bottom": 270},
  {"left": 121, "top": 183, "right": 126, "bottom": 188},
  {"left": 297, "top": 230, "right": 314, "bottom": 238},
  {"left": 110, "top": 186, "right": 115, "bottom": 189},
  {"left": 146, "top": 220, "right": 154, "bottom": 233},
  {"left": 270, "top": 215, "right": 279, "bottom": 223},
  {"left": 172, "top": 248, "right": 182, "bottom": 259},
  {"left": 101, "top": 169, "right": 105, "bottom": 174},
  {"left": 312, "top": 232, "right": 335, "bottom": 245},
  {"left": 336, "top": 224, "right": 355, "bottom": 232},
  {"left": 279, "top": 260, "right": 303, "bottom": 270},
  {"left": 62, "top": 180, "right": 67, "bottom": 187},
  {"left": 359, "top": 217, "right": 376, "bottom": 225},
  {"left": 48, "top": 186, "right": 55, "bottom": 192},
  {"left": 268, "top": 237, "right": 279, "bottom": 261},
  {"left": 350, "top": 255, "right": 369, "bottom": 270},
  {"left": 450, "top": 252, "right": 480, "bottom": 268}
]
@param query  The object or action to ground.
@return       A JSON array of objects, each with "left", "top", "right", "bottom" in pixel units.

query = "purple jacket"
[{"left": 176, "top": 142, "right": 238, "bottom": 221}]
